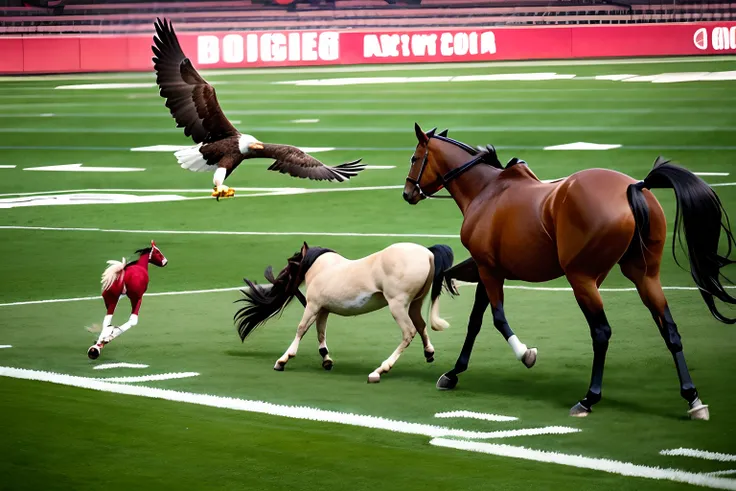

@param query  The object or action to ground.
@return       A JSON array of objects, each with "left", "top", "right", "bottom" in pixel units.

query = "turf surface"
[{"left": 1, "top": 56, "right": 735, "bottom": 490}]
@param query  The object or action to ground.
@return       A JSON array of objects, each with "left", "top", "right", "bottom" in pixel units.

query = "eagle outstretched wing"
[
  {"left": 252, "top": 144, "right": 365, "bottom": 182},
  {"left": 152, "top": 18, "right": 239, "bottom": 144}
]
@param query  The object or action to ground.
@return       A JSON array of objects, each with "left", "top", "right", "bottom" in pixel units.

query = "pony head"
[{"left": 146, "top": 240, "right": 168, "bottom": 267}]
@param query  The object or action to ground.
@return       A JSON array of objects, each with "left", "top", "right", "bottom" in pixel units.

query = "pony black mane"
[
  {"left": 234, "top": 245, "right": 335, "bottom": 342},
  {"left": 122, "top": 247, "right": 152, "bottom": 269}
]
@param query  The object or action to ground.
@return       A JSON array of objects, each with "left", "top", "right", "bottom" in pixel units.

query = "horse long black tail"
[{"left": 626, "top": 156, "right": 736, "bottom": 323}]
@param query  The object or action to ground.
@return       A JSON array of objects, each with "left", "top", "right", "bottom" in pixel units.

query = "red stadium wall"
[{"left": 1, "top": 22, "right": 735, "bottom": 74}]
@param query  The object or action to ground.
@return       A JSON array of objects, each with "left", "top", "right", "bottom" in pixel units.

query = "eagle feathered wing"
[
  {"left": 152, "top": 18, "right": 238, "bottom": 144},
  {"left": 252, "top": 144, "right": 365, "bottom": 182}
]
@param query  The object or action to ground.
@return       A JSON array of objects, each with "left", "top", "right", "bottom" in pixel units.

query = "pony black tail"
[
  {"left": 627, "top": 156, "right": 736, "bottom": 324},
  {"left": 428, "top": 244, "right": 458, "bottom": 302}
]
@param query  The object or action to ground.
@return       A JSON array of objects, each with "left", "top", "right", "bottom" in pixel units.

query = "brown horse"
[{"left": 402, "top": 123, "right": 736, "bottom": 420}]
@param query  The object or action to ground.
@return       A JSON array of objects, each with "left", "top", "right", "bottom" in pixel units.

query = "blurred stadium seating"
[{"left": 0, "top": 0, "right": 733, "bottom": 34}]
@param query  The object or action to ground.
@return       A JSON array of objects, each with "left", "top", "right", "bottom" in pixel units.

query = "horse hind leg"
[
  {"left": 275, "top": 303, "right": 319, "bottom": 371},
  {"left": 619, "top": 258, "right": 709, "bottom": 420},
  {"left": 368, "top": 296, "right": 417, "bottom": 383},
  {"left": 102, "top": 295, "right": 142, "bottom": 344},
  {"left": 567, "top": 274, "right": 612, "bottom": 417},
  {"left": 96, "top": 290, "right": 121, "bottom": 344}
]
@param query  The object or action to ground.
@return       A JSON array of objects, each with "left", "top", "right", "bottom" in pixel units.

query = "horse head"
[{"left": 148, "top": 240, "right": 168, "bottom": 267}]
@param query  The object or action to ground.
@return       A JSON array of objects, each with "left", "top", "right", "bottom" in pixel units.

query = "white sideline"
[
  {"left": 0, "top": 345, "right": 11, "bottom": 348},
  {"left": 1, "top": 283, "right": 734, "bottom": 308},
  {"left": 435, "top": 410, "right": 518, "bottom": 422},
  {"left": 93, "top": 362, "right": 149, "bottom": 370},
  {"left": 660, "top": 448, "right": 736, "bottom": 462},
  {"left": 0, "top": 366, "right": 577, "bottom": 441},
  {"left": 97, "top": 372, "right": 199, "bottom": 383},
  {"left": 429, "top": 438, "right": 736, "bottom": 491}
]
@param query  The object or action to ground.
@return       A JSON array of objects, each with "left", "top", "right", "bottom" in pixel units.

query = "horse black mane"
[
  {"left": 122, "top": 247, "right": 152, "bottom": 269},
  {"left": 431, "top": 132, "right": 525, "bottom": 170}
]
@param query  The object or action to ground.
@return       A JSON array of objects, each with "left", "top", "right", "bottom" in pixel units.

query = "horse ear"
[
  {"left": 414, "top": 122, "right": 428, "bottom": 143},
  {"left": 438, "top": 129, "right": 448, "bottom": 137},
  {"left": 301, "top": 242, "right": 309, "bottom": 255},
  {"left": 426, "top": 127, "right": 437, "bottom": 138},
  {"left": 151, "top": 240, "right": 156, "bottom": 247}
]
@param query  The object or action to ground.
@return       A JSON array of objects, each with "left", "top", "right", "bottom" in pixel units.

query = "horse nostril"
[{"left": 402, "top": 191, "right": 410, "bottom": 202}]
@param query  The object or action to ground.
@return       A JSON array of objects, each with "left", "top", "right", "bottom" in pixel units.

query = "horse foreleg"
[
  {"left": 102, "top": 295, "right": 142, "bottom": 344},
  {"left": 275, "top": 304, "right": 319, "bottom": 371},
  {"left": 568, "top": 276, "right": 612, "bottom": 417},
  {"left": 315, "top": 311, "right": 333, "bottom": 370},
  {"left": 96, "top": 291, "right": 121, "bottom": 345},
  {"left": 369, "top": 298, "right": 416, "bottom": 383},
  {"left": 437, "top": 283, "right": 488, "bottom": 389}
]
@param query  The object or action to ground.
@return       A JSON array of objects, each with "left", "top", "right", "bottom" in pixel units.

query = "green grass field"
[{"left": 1, "top": 56, "right": 736, "bottom": 491}]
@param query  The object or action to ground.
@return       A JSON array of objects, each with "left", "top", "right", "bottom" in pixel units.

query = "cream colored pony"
[{"left": 235, "top": 242, "right": 457, "bottom": 382}]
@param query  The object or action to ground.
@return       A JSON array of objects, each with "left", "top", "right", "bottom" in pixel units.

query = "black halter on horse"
[{"left": 405, "top": 126, "right": 523, "bottom": 200}]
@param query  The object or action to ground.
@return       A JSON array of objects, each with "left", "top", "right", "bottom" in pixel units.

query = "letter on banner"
[
  {"left": 318, "top": 32, "right": 339, "bottom": 61},
  {"left": 440, "top": 32, "right": 454, "bottom": 56},
  {"left": 223, "top": 34, "right": 244, "bottom": 63},
  {"left": 198, "top": 35, "right": 219, "bottom": 64},
  {"left": 302, "top": 32, "right": 318, "bottom": 61},
  {"left": 480, "top": 31, "right": 496, "bottom": 54},
  {"left": 364, "top": 34, "right": 382, "bottom": 58}
]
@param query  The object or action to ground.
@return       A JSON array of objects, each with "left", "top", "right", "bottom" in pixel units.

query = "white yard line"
[
  {"left": 93, "top": 363, "right": 149, "bottom": 370},
  {"left": 0, "top": 345, "right": 11, "bottom": 349},
  {"left": 435, "top": 410, "right": 518, "bottom": 422},
  {"left": 1, "top": 283, "right": 732, "bottom": 308},
  {"left": 0, "top": 165, "right": 16, "bottom": 169},
  {"left": 660, "top": 448, "right": 736, "bottom": 462},
  {"left": 711, "top": 182, "right": 736, "bottom": 187},
  {"left": 694, "top": 172, "right": 730, "bottom": 176},
  {"left": 707, "top": 471, "right": 736, "bottom": 477},
  {"left": 97, "top": 372, "right": 199, "bottom": 383},
  {"left": 0, "top": 366, "right": 576, "bottom": 440},
  {"left": 430, "top": 439, "right": 736, "bottom": 491}
]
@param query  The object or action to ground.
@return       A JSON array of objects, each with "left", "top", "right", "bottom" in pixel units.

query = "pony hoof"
[
  {"left": 273, "top": 362, "right": 286, "bottom": 371},
  {"left": 569, "top": 402, "right": 591, "bottom": 417},
  {"left": 522, "top": 348, "right": 537, "bottom": 369},
  {"left": 367, "top": 372, "right": 381, "bottom": 383},
  {"left": 87, "top": 345, "right": 101, "bottom": 360},
  {"left": 436, "top": 373, "right": 458, "bottom": 390},
  {"left": 688, "top": 400, "right": 710, "bottom": 421},
  {"left": 424, "top": 350, "right": 435, "bottom": 363},
  {"left": 322, "top": 359, "right": 333, "bottom": 371}
]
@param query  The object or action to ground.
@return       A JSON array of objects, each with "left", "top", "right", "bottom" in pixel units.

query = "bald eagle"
[{"left": 151, "top": 18, "right": 365, "bottom": 199}]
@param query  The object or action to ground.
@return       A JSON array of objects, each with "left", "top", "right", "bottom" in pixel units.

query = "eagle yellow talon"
[{"left": 212, "top": 185, "right": 235, "bottom": 200}]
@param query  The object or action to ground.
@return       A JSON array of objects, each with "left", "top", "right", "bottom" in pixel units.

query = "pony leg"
[
  {"left": 620, "top": 261, "right": 709, "bottom": 420},
  {"left": 96, "top": 292, "right": 120, "bottom": 344},
  {"left": 568, "top": 276, "right": 612, "bottom": 417},
  {"left": 409, "top": 299, "right": 434, "bottom": 363},
  {"left": 103, "top": 296, "right": 142, "bottom": 344},
  {"left": 315, "top": 311, "right": 333, "bottom": 370},
  {"left": 368, "top": 297, "right": 416, "bottom": 383},
  {"left": 275, "top": 304, "right": 319, "bottom": 371}
]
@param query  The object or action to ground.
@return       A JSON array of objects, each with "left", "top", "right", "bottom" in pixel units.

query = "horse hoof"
[
  {"left": 273, "top": 362, "right": 285, "bottom": 371},
  {"left": 367, "top": 372, "right": 381, "bottom": 383},
  {"left": 436, "top": 373, "right": 458, "bottom": 390},
  {"left": 688, "top": 400, "right": 710, "bottom": 421},
  {"left": 87, "top": 345, "right": 101, "bottom": 360},
  {"left": 424, "top": 351, "right": 435, "bottom": 363},
  {"left": 522, "top": 348, "right": 537, "bottom": 368},
  {"left": 322, "top": 359, "right": 333, "bottom": 371},
  {"left": 569, "top": 402, "right": 591, "bottom": 417}
]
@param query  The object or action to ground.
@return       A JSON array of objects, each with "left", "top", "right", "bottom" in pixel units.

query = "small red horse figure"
[{"left": 87, "top": 241, "right": 168, "bottom": 360}]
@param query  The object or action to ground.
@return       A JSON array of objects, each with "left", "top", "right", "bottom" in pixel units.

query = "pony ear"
[
  {"left": 438, "top": 129, "right": 448, "bottom": 137},
  {"left": 414, "top": 122, "right": 428, "bottom": 143},
  {"left": 426, "top": 127, "right": 437, "bottom": 138},
  {"left": 301, "top": 242, "right": 309, "bottom": 255},
  {"left": 151, "top": 240, "right": 156, "bottom": 247}
]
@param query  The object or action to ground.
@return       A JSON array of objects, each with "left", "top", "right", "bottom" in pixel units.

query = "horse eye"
[{"left": 410, "top": 156, "right": 417, "bottom": 164}]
